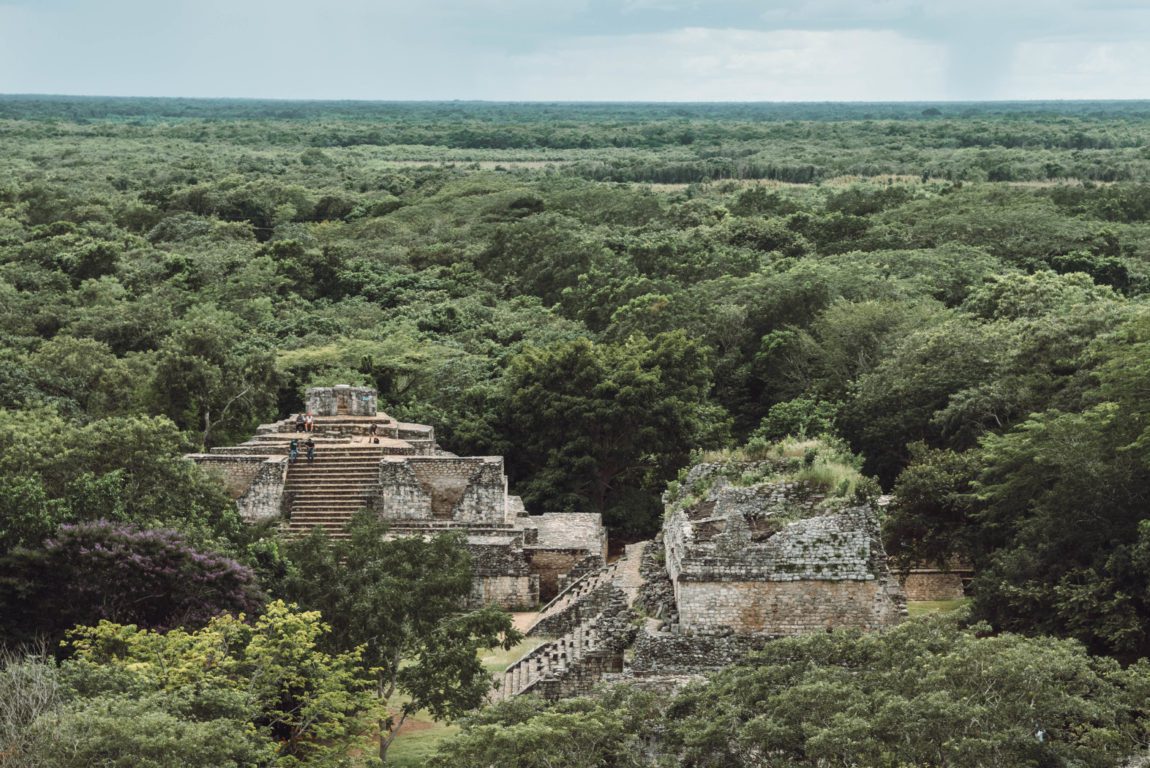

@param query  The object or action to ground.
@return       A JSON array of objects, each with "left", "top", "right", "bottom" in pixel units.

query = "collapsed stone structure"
[
  {"left": 189, "top": 386, "right": 607, "bottom": 609},
  {"left": 661, "top": 460, "right": 905, "bottom": 635},
  {"left": 495, "top": 446, "right": 906, "bottom": 700}
]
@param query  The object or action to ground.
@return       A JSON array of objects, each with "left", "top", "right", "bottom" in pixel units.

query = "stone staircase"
[
  {"left": 494, "top": 593, "right": 633, "bottom": 702},
  {"left": 526, "top": 560, "right": 622, "bottom": 638},
  {"left": 283, "top": 445, "right": 385, "bottom": 537},
  {"left": 495, "top": 543, "right": 648, "bottom": 701}
]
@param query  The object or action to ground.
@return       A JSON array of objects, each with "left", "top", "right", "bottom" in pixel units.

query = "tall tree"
[
  {"left": 151, "top": 306, "right": 278, "bottom": 450},
  {"left": 281, "top": 512, "right": 521, "bottom": 764},
  {"left": 499, "top": 331, "right": 728, "bottom": 533}
]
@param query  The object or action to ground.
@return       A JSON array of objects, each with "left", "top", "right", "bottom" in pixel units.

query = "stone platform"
[{"left": 188, "top": 386, "right": 607, "bottom": 610}]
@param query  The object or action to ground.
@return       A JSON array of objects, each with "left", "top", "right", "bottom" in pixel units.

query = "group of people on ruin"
[
  {"left": 294, "top": 413, "right": 315, "bottom": 432},
  {"left": 289, "top": 437, "right": 316, "bottom": 464}
]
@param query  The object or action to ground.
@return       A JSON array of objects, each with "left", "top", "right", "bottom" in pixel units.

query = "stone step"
[
  {"left": 290, "top": 505, "right": 362, "bottom": 510},
  {"left": 287, "top": 496, "right": 374, "bottom": 503},
  {"left": 287, "top": 484, "right": 376, "bottom": 490},
  {"left": 289, "top": 491, "right": 373, "bottom": 497},
  {"left": 286, "top": 465, "right": 380, "bottom": 471},
  {"left": 286, "top": 516, "right": 356, "bottom": 522}
]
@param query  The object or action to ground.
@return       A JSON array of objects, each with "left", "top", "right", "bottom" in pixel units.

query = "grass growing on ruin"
[{"left": 698, "top": 437, "right": 871, "bottom": 500}]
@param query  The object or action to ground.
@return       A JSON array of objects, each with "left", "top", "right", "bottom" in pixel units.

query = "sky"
[{"left": 1, "top": 0, "right": 1148, "bottom": 101}]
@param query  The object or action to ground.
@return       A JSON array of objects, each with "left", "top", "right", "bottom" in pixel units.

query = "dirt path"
[
  {"left": 613, "top": 541, "right": 648, "bottom": 606},
  {"left": 511, "top": 611, "right": 539, "bottom": 633}
]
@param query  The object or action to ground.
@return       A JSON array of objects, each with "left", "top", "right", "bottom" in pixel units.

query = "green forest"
[{"left": 4, "top": 97, "right": 1150, "bottom": 766}]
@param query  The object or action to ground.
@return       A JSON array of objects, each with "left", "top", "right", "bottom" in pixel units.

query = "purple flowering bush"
[{"left": 0, "top": 521, "right": 264, "bottom": 647}]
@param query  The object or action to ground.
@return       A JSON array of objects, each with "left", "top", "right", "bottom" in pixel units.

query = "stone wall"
[
  {"left": 189, "top": 454, "right": 286, "bottom": 523},
  {"left": 472, "top": 575, "right": 539, "bottom": 610},
  {"left": 899, "top": 570, "right": 968, "bottom": 601},
  {"left": 660, "top": 462, "right": 905, "bottom": 636},
  {"left": 630, "top": 629, "right": 772, "bottom": 676},
  {"left": 634, "top": 533, "right": 677, "bottom": 622},
  {"left": 665, "top": 499, "right": 881, "bottom": 584},
  {"left": 305, "top": 385, "right": 377, "bottom": 417},
  {"left": 375, "top": 457, "right": 507, "bottom": 523},
  {"left": 467, "top": 534, "right": 539, "bottom": 609},
  {"left": 676, "top": 577, "right": 903, "bottom": 634},
  {"left": 375, "top": 460, "right": 431, "bottom": 520}
]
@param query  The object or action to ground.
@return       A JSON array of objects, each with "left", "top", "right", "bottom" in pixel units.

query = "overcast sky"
[{"left": 1, "top": 0, "right": 1148, "bottom": 101}]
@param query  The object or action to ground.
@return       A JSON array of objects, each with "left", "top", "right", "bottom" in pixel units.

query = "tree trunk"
[{"left": 378, "top": 711, "right": 406, "bottom": 764}]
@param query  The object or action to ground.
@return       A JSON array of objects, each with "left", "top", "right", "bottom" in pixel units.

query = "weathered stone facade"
[
  {"left": 495, "top": 451, "right": 907, "bottom": 702},
  {"left": 375, "top": 457, "right": 508, "bottom": 523},
  {"left": 185, "top": 454, "right": 287, "bottom": 523},
  {"left": 897, "top": 564, "right": 971, "bottom": 601},
  {"left": 662, "top": 461, "right": 905, "bottom": 635},
  {"left": 188, "top": 387, "right": 606, "bottom": 611},
  {"left": 306, "top": 385, "right": 377, "bottom": 417}
]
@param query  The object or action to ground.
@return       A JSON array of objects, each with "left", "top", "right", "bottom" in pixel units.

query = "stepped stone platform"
[
  {"left": 188, "top": 386, "right": 607, "bottom": 609},
  {"left": 494, "top": 543, "right": 646, "bottom": 702}
]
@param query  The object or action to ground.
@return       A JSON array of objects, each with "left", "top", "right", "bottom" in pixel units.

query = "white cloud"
[
  {"left": 1, "top": 0, "right": 1148, "bottom": 99},
  {"left": 485, "top": 27, "right": 946, "bottom": 101},
  {"left": 1005, "top": 39, "right": 1150, "bottom": 99}
]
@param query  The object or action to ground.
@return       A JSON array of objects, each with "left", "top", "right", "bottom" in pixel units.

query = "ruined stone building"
[
  {"left": 189, "top": 385, "right": 607, "bottom": 609},
  {"left": 659, "top": 460, "right": 905, "bottom": 635},
  {"left": 495, "top": 446, "right": 906, "bottom": 700},
  {"left": 193, "top": 398, "right": 905, "bottom": 700}
]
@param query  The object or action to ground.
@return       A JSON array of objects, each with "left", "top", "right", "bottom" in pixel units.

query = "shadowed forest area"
[{"left": 5, "top": 97, "right": 1150, "bottom": 766}]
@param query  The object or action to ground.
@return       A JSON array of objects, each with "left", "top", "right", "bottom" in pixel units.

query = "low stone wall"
[
  {"left": 472, "top": 575, "right": 539, "bottom": 610},
  {"left": 899, "top": 570, "right": 968, "bottom": 601},
  {"left": 630, "top": 629, "right": 773, "bottom": 676},
  {"left": 208, "top": 445, "right": 282, "bottom": 456},
  {"left": 529, "top": 649, "right": 626, "bottom": 699},
  {"left": 469, "top": 534, "right": 538, "bottom": 609}
]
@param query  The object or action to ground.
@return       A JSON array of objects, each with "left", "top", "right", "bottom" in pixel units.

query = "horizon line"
[{"left": 3, "top": 93, "right": 1150, "bottom": 107}]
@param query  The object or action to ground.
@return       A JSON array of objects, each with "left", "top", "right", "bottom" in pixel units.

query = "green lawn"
[
  {"left": 382, "top": 635, "right": 548, "bottom": 766},
  {"left": 907, "top": 599, "right": 968, "bottom": 617},
  {"left": 386, "top": 721, "right": 460, "bottom": 768}
]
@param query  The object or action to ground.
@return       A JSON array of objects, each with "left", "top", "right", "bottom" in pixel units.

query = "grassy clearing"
[
  {"left": 372, "top": 634, "right": 549, "bottom": 766},
  {"left": 386, "top": 721, "right": 460, "bottom": 768},
  {"left": 482, "top": 636, "right": 548, "bottom": 674},
  {"left": 907, "top": 599, "right": 968, "bottom": 617}
]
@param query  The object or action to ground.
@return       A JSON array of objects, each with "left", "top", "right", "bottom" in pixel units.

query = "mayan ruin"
[
  {"left": 192, "top": 395, "right": 907, "bottom": 701},
  {"left": 495, "top": 440, "right": 908, "bottom": 699},
  {"left": 189, "top": 385, "right": 608, "bottom": 609}
]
